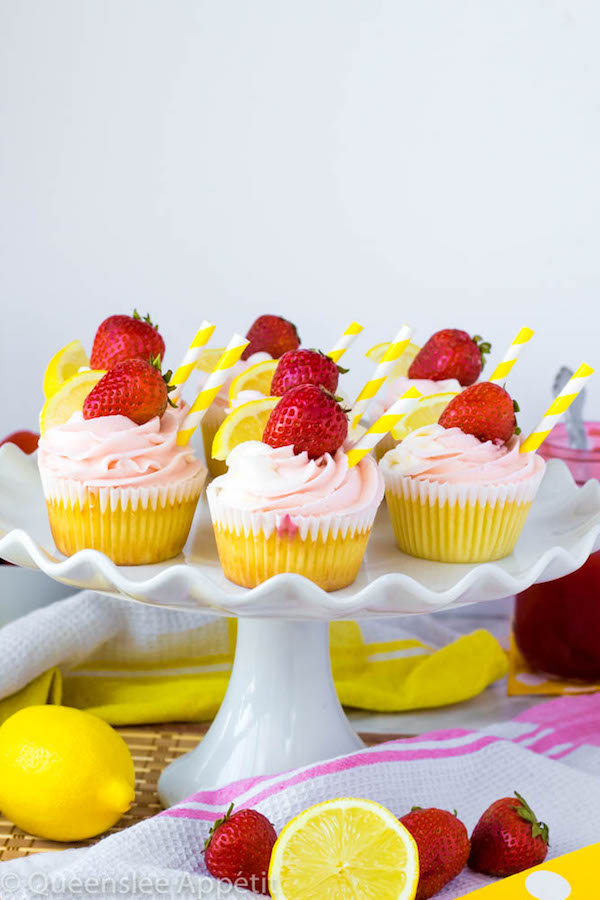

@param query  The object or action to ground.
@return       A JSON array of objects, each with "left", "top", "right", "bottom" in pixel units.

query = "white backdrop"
[{"left": 1, "top": 0, "right": 599, "bottom": 433}]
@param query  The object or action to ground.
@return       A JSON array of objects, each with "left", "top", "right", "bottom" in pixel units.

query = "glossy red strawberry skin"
[
  {"left": 400, "top": 808, "right": 470, "bottom": 900},
  {"left": 242, "top": 315, "right": 300, "bottom": 360},
  {"left": 408, "top": 329, "right": 488, "bottom": 386},
  {"left": 90, "top": 312, "right": 165, "bottom": 370},
  {"left": 439, "top": 382, "right": 517, "bottom": 444},
  {"left": 271, "top": 349, "right": 340, "bottom": 396},
  {"left": 469, "top": 794, "right": 549, "bottom": 877},
  {"left": 0, "top": 431, "right": 40, "bottom": 454},
  {"left": 83, "top": 358, "right": 169, "bottom": 425},
  {"left": 263, "top": 384, "right": 348, "bottom": 459},
  {"left": 204, "top": 808, "right": 277, "bottom": 895}
]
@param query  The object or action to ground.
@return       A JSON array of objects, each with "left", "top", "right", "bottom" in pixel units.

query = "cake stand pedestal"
[
  {"left": 158, "top": 618, "right": 362, "bottom": 806},
  {"left": 2, "top": 446, "right": 600, "bottom": 806}
]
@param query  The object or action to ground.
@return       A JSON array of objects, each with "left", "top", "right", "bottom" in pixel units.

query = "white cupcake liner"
[
  {"left": 39, "top": 467, "right": 206, "bottom": 514},
  {"left": 381, "top": 464, "right": 545, "bottom": 510},
  {"left": 206, "top": 484, "right": 382, "bottom": 542}
]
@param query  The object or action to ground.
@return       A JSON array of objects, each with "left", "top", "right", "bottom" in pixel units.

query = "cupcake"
[
  {"left": 369, "top": 329, "right": 489, "bottom": 459},
  {"left": 207, "top": 384, "right": 384, "bottom": 590},
  {"left": 201, "top": 314, "right": 300, "bottom": 476},
  {"left": 38, "top": 359, "right": 206, "bottom": 565},
  {"left": 380, "top": 383, "right": 545, "bottom": 563}
]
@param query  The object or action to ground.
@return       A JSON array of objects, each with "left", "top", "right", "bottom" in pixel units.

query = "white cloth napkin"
[{"left": 0, "top": 693, "right": 598, "bottom": 899}]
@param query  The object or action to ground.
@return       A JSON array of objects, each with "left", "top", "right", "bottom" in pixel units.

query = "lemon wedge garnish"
[
  {"left": 194, "top": 348, "right": 227, "bottom": 373},
  {"left": 39, "top": 369, "right": 106, "bottom": 435},
  {"left": 365, "top": 341, "right": 421, "bottom": 381},
  {"left": 269, "top": 797, "right": 419, "bottom": 900},
  {"left": 228, "top": 359, "right": 278, "bottom": 404},
  {"left": 212, "top": 396, "right": 280, "bottom": 461},
  {"left": 391, "top": 391, "right": 459, "bottom": 440},
  {"left": 43, "top": 340, "right": 90, "bottom": 399}
]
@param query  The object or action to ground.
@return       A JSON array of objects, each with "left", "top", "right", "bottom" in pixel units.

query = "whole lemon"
[{"left": 0, "top": 705, "right": 135, "bottom": 841}]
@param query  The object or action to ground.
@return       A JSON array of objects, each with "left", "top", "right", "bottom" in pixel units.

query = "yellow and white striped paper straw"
[
  {"left": 327, "top": 321, "right": 364, "bottom": 364},
  {"left": 488, "top": 327, "right": 534, "bottom": 384},
  {"left": 177, "top": 333, "right": 249, "bottom": 446},
  {"left": 347, "top": 386, "right": 422, "bottom": 467},
  {"left": 350, "top": 324, "right": 413, "bottom": 429},
  {"left": 169, "top": 321, "right": 216, "bottom": 400},
  {"left": 520, "top": 362, "right": 594, "bottom": 454}
]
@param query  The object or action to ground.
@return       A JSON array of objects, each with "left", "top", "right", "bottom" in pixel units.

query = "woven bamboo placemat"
[{"left": 0, "top": 724, "right": 399, "bottom": 861}]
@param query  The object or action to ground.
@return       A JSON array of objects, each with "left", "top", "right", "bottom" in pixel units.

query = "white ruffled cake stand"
[{"left": 1, "top": 443, "right": 599, "bottom": 807}]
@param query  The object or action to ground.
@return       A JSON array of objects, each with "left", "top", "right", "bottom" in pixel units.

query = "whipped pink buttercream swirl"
[
  {"left": 38, "top": 409, "right": 205, "bottom": 488},
  {"left": 381, "top": 423, "right": 545, "bottom": 485},
  {"left": 209, "top": 441, "right": 383, "bottom": 516}
]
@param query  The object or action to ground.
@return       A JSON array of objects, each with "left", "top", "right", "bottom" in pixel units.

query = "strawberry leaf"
[
  {"left": 133, "top": 309, "right": 160, "bottom": 330},
  {"left": 514, "top": 792, "right": 549, "bottom": 845},
  {"left": 473, "top": 335, "right": 492, "bottom": 368},
  {"left": 204, "top": 803, "right": 234, "bottom": 852}
]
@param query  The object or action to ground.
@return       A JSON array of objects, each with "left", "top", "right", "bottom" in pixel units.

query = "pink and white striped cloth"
[{"left": 2, "top": 695, "right": 599, "bottom": 899}]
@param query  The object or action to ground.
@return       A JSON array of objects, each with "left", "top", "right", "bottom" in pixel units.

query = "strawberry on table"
[
  {"left": 242, "top": 315, "right": 300, "bottom": 360},
  {"left": 263, "top": 384, "right": 348, "bottom": 459},
  {"left": 90, "top": 311, "right": 165, "bottom": 370},
  {"left": 409, "top": 329, "right": 491, "bottom": 386},
  {"left": 204, "top": 804, "right": 277, "bottom": 895},
  {"left": 271, "top": 349, "right": 343, "bottom": 396},
  {"left": 83, "top": 356, "right": 175, "bottom": 426},
  {"left": 399, "top": 807, "right": 470, "bottom": 900},
  {"left": 469, "top": 791, "right": 549, "bottom": 877},
  {"left": 0, "top": 431, "right": 40, "bottom": 454},
  {"left": 438, "top": 382, "right": 519, "bottom": 444}
]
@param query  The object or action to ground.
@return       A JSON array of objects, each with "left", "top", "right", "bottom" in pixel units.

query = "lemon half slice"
[
  {"left": 40, "top": 369, "right": 106, "bottom": 435},
  {"left": 391, "top": 391, "right": 459, "bottom": 441},
  {"left": 212, "top": 396, "right": 280, "bottom": 461},
  {"left": 43, "top": 340, "right": 90, "bottom": 399},
  {"left": 194, "top": 348, "right": 227, "bottom": 373},
  {"left": 228, "top": 359, "right": 278, "bottom": 403},
  {"left": 365, "top": 341, "right": 421, "bottom": 381},
  {"left": 269, "top": 797, "right": 419, "bottom": 900}
]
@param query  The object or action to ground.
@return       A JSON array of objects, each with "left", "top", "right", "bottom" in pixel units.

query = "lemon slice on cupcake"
[{"left": 212, "top": 397, "right": 280, "bottom": 461}]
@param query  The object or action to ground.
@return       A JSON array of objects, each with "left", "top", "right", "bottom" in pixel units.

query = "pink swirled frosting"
[
  {"left": 381, "top": 424, "right": 545, "bottom": 485},
  {"left": 209, "top": 441, "right": 384, "bottom": 516},
  {"left": 38, "top": 408, "right": 205, "bottom": 488}
]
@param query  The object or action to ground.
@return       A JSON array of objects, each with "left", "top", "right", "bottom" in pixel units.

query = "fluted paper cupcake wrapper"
[
  {"left": 39, "top": 469, "right": 205, "bottom": 564},
  {"left": 39, "top": 468, "right": 206, "bottom": 514},
  {"left": 383, "top": 468, "right": 545, "bottom": 563},
  {"left": 206, "top": 486, "right": 381, "bottom": 542},
  {"left": 212, "top": 522, "right": 372, "bottom": 590}
]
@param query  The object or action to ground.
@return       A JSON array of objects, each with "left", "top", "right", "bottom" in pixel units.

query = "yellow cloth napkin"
[{"left": 0, "top": 621, "right": 507, "bottom": 725}]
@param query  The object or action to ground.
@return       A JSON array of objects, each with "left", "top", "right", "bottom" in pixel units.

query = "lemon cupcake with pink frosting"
[
  {"left": 380, "top": 383, "right": 545, "bottom": 563},
  {"left": 207, "top": 384, "right": 383, "bottom": 590},
  {"left": 38, "top": 358, "right": 206, "bottom": 565}
]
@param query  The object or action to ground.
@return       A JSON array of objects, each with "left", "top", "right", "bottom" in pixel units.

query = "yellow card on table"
[
  {"left": 460, "top": 843, "right": 600, "bottom": 898},
  {"left": 507, "top": 634, "right": 600, "bottom": 697}
]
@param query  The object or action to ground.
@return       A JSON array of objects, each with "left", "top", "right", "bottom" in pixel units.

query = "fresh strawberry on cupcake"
[
  {"left": 380, "top": 382, "right": 545, "bottom": 563},
  {"left": 207, "top": 384, "right": 384, "bottom": 591},
  {"left": 369, "top": 329, "right": 491, "bottom": 458},
  {"left": 38, "top": 357, "right": 206, "bottom": 565},
  {"left": 200, "top": 315, "right": 301, "bottom": 478}
]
